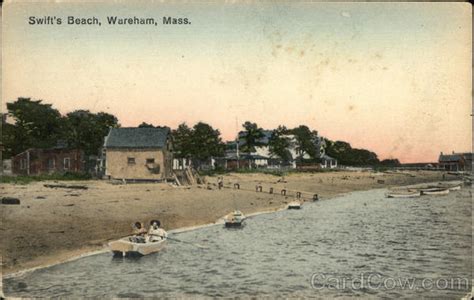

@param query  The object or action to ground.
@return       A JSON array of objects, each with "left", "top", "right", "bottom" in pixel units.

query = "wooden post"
[
  {"left": 281, "top": 189, "right": 286, "bottom": 196},
  {"left": 296, "top": 192, "right": 301, "bottom": 199},
  {"left": 269, "top": 187, "right": 273, "bottom": 194},
  {"left": 313, "top": 194, "right": 319, "bottom": 201}
]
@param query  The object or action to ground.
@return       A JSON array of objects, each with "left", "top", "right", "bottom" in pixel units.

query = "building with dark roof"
[
  {"left": 102, "top": 127, "right": 173, "bottom": 180},
  {"left": 438, "top": 151, "right": 472, "bottom": 172}
]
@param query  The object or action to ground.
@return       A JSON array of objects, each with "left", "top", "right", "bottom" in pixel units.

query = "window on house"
[
  {"left": 47, "top": 158, "right": 56, "bottom": 169},
  {"left": 149, "top": 164, "right": 160, "bottom": 174},
  {"left": 127, "top": 157, "right": 136, "bottom": 165},
  {"left": 64, "top": 157, "right": 71, "bottom": 170},
  {"left": 146, "top": 158, "right": 155, "bottom": 164}
]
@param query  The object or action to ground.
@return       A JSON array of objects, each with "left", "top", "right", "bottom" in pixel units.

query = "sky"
[{"left": 2, "top": 1, "right": 472, "bottom": 163}]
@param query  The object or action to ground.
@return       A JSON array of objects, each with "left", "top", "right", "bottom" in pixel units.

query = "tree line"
[
  {"left": 2, "top": 98, "right": 119, "bottom": 158},
  {"left": 2, "top": 98, "right": 400, "bottom": 167}
]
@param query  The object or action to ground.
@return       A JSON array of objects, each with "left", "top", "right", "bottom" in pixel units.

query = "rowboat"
[
  {"left": 288, "top": 201, "right": 302, "bottom": 209},
  {"left": 430, "top": 184, "right": 461, "bottom": 191},
  {"left": 420, "top": 188, "right": 450, "bottom": 196},
  {"left": 386, "top": 190, "right": 421, "bottom": 198},
  {"left": 440, "top": 185, "right": 461, "bottom": 191},
  {"left": 429, "top": 182, "right": 462, "bottom": 191},
  {"left": 109, "top": 236, "right": 167, "bottom": 257},
  {"left": 224, "top": 210, "right": 246, "bottom": 227}
]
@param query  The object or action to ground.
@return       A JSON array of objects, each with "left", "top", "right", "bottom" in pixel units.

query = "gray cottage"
[{"left": 102, "top": 127, "right": 173, "bottom": 180}]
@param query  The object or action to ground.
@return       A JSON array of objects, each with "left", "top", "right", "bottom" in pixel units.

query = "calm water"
[{"left": 4, "top": 188, "right": 472, "bottom": 299}]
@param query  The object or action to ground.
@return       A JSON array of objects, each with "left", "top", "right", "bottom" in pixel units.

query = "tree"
[
  {"left": 380, "top": 159, "right": 401, "bottom": 167},
  {"left": 1, "top": 120, "right": 18, "bottom": 159},
  {"left": 172, "top": 123, "right": 193, "bottom": 158},
  {"left": 171, "top": 122, "right": 225, "bottom": 167},
  {"left": 190, "top": 122, "right": 225, "bottom": 163},
  {"left": 240, "top": 121, "right": 265, "bottom": 153},
  {"left": 5, "top": 98, "right": 64, "bottom": 155},
  {"left": 325, "top": 139, "right": 380, "bottom": 166},
  {"left": 138, "top": 122, "right": 155, "bottom": 128},
  {"left": 268, "top": 125, "right": 292, "bottom": 163},
  {"left": 290, "top": 125, "right": 317, "bottom": 159},
  {"left": 63, "top": 110, "right": 119, "bottom": 156}
]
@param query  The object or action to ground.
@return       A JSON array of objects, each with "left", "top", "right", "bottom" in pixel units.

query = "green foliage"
[
  {"left": 380, "top": 159, "right": 401, "bottom": 167},
  {"left": 268, "top": 125, "right": 292, "bottom": 163},
  {"left": 240, "top": 121, "right": 265, "bottom": 153},
  {"left": 197, "top": 165, "right": 227, "bottom": 177},
  {"left": 0, "top": 172, "right": 92, "bottom": 184},
  {"left": 172, "top": 122, "right": 225, "bottom": 166},
  {"left": 233, "top": 168, "right": 287, "bottom": 177},
  {"left": 289, "top": 125, "right": 318, "bottom": 159},
  {"left": 191, "top": 122, "right": 225, "bottom": 161},
  {"left": 1, "top": 122, "right": 18, "bottom": 159},
  {"left": 138, "top": 122, "right": 155, "bottom": 128},
  {"left": 64, "top": 110, "right": 119, "bottom": 155},
  {"left": 172, "top": 123, "right": 193, "bottom": 158},
  {"left": 5, "top": 98, "right": 64, "bottom": 157},
  {"left": 3, "top": 98, "right": 120, "bottom": 158},
  {"left": 325, "top": 139, "right": 380, "bottom": 166}
]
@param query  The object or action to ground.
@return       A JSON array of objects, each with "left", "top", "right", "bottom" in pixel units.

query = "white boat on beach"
[
  {"left": 109, "top": 237, "right": 167, "bottom": 257},
  {"left": 433, "top": 184, "right": 461, "bottom": 191},
  {"left": 288, "top": 201, "right": 302, "bottom": 209},
  {"left": 420, "top": 188, "right": 450, "bottom": 196},
  {"left": 224, "top": 210, "right": 246, "bottom": 227},
  {"left": 386, "top": 190, "right": 421, "bottom": 198},
  {"left": 446, "top": 185, "right": 461, "bottom": 191}
]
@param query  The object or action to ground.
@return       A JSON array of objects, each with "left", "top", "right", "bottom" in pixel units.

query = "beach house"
[
  {"left": 12, "top": 147, "right": 85, "bottom": 176},
  {"left": 224, "top": 129, "right": 335, "bottom": 169},
  {"left": 102, "top": 127, "right": 173, "bottom": 180},
  {"left": 438, "top": 152, "right": 472, "bottom": 172}
]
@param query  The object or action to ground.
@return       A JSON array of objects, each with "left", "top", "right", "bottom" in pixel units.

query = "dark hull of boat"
[
  {"left": 225, "top": 222, "right": 243, "bottom": 228},
  {"left": 112, "top": 251, "right": 144, "bottom": 258},
  {"left": 288, "top": 206, "right": 301, "bottom": 209}
]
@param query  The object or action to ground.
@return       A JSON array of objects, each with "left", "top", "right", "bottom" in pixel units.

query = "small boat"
[
  {"left": 443, "top": 185, "right": 461, "bottom": 191},
  {"left": 224, "top": 210, "right": 245, "bottom": 227},
  {"left": 429, "top": 182, "right": 462, "bottom": 191},
  {"left": 287, "top": 201, "right": 302, "bottom": 209},
  {"left": 109, "top": 236, "right": 167, "bottom": 257},
  {"left": 386, "top": 190, "right": 421, "bottom": 198},
  {"left": 420, "top": 188, "right": 450, "bottom": 196}
]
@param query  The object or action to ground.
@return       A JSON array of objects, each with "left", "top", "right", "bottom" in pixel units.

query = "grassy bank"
[{"left": 0, "top": 172, "right": 92, "bottom": 185}]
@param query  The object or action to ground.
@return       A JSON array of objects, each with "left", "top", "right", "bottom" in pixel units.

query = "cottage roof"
[
  {"left": 104, "top": 127, "right": 170, "bottom": 149},
  {"left": 439, "top": 154, "right": 463, "bottom": 162}
]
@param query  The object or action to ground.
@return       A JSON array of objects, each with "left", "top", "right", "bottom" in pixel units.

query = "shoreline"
[
  {"left": 0, "top": 170, "right": 454, "bottom": 277},
  {"left": 3, "top": 202, "right": 291, "bottom": 279},
  {"left": 3, "top": 183, "right": 451, "bottom": 280}
]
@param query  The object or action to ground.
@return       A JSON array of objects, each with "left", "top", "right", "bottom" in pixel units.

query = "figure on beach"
[{"left": 148, "top": 220, "right": 168, "bottom": 242}]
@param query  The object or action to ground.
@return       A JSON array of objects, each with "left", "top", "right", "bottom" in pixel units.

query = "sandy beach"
[{"left": 0, "top": 170, "right": 450, "bottom": 275}]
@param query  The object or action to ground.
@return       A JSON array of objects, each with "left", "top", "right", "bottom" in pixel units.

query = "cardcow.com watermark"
[{"left": 311, "top": 273, "right": 471, "bottom": 291}]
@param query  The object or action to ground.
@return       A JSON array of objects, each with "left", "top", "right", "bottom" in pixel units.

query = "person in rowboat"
[
  {"left": 133, "top": 222, "right": 147, "bottom": 235},
  {"left": 129, "top": 222, "right": 147, "bottom": 243},
  {"left": 148, "top": 220, "right": 168, "bottom": 242}
]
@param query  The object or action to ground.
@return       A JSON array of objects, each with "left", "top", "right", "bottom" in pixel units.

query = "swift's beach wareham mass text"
[
  {"left": 1, "top": 2, "right": 472, "bottom": 299},
  {"left": 28, "top": 15, "right": 191, "bottom": 26}
]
